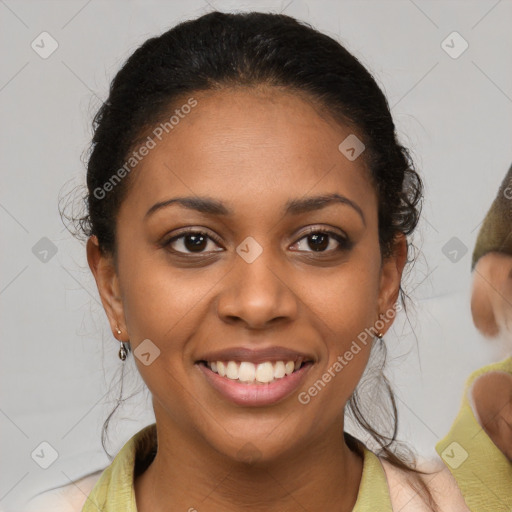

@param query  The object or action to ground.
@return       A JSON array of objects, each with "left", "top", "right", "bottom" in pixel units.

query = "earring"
[
  {"left": 376, "top": 332, "right": 384, "bottom": 340},
  {"left": 119, "top": 342, "right": 128, "bottom": 361},
  {"left": 116, "top": 326, "right": 128, "bottom": 361}
]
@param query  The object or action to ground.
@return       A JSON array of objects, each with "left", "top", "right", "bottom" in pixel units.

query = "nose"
[{"left": 216, "top": 249, "right": 298, "bottom": 330}]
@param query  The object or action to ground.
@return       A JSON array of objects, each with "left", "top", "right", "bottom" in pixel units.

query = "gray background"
[{"left": 1, "top": 0, "right": 511, "bottom": 509}]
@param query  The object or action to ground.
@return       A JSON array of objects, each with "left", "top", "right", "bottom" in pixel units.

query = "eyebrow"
[{"left": 145, "top": 193, "right": 366, "bottom": 225}]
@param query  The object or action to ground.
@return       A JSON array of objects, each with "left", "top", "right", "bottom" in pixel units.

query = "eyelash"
[{"left": 161, "top": 227, "right": 351, "bottom": 256}]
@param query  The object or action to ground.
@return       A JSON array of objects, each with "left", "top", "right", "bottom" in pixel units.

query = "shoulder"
[
  {"left": 380, "top": 456, "right": 471, "bottom": 512},
  {"left": 22, "top": 470, "right": 103, "bottom": 512}
]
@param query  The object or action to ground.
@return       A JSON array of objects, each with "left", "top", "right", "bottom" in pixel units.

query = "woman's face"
[{"left": 88, "top": 87, "right": 405, "bottom": 462}]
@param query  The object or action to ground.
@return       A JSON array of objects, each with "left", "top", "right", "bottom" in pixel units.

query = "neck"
[{"left": 134, "top": 419, "right": 364, "bottom": 512}]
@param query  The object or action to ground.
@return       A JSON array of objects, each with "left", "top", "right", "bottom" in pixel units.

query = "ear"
[
  {"left": 86, "top": 235, "right": 128, "bottom": 342},
  {"left": 377, "top": 233, "right": 408, "bottom": 334}
]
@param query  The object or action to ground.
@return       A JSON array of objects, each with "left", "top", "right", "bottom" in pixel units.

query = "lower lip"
[{"left": 197, "top": 362, "right": 313, "bottom": 407}]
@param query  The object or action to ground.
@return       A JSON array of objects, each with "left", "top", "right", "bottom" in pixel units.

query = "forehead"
[{"left": 120, "top": 87, "right": 375, "bottom": 220}]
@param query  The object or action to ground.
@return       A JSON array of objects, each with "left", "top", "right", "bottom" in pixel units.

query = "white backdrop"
[{"left": 1, "top": 0, "right": 511, "bottom": 509}]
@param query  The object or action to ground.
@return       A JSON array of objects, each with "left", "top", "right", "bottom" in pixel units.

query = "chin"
[{"left": 203, "top": 422, "right": 306, "bottom": 466}]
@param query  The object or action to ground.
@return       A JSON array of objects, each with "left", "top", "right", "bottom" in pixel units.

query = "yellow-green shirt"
[{"left": 435, "top": 356, "right": 512, "bottom": 511}]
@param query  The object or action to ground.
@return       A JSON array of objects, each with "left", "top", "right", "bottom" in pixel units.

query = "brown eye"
[
  {"left": 292, "top": 229, "right": 350, "bottom": 253},
  {"left": 305, "top": 232, "right": 330, "bottom": 252},
  {"left": 163, "top": 230, "right": 223, "bottom": 254}
]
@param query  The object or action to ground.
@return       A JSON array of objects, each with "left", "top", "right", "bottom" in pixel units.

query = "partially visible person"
[
  {"left": 435, "top": 164, "right": 512, "bottom": 511},
  {"left": 469, "top": 164, "right": 512, "bottom": 460}
]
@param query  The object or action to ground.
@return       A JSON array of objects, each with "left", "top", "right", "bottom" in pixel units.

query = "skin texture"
[
  {"left": 473, "top": 372, "right": 512, "bottom": 461},
  {"left": 471, "top": 251, "right": 512, "bottom": 460},
  {"left": 87, "top": 87, "right": 407, "bottom": 512},
  {"left": 471, "top": 251, "right": 512, "bottom": 337}
]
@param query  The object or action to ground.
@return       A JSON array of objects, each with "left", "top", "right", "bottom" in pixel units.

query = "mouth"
[
  {"left": 197, "top": 357, "right": 312, "bottom": 385},
  {"left": 195, "top": 357, "right": 314, "bottom": 407}
]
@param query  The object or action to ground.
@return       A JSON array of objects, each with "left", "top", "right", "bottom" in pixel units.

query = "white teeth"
[
  {"left": 238, "top": 361, "right": 256, "bottom": 382},
  {"left": 274, "top": 361, "right": 286, "bottom": 379},
  {"left": 255, "top": 362, "right": 274, "bottom": 383},
  {"left": 206, "top": 359, "right": 305, "bottom": 384},
  {"left": 226, "top": 361, "right": 238, "bottom": 379}
]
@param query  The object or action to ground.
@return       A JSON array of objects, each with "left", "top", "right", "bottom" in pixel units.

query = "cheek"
[
  {"left": 118, "top": 244, "right": 206, "bottom": 339},
  {"left": 300, "top": 252, "right": 381, "bottom": 399},
  {"left": 306, "top": 252, "right": 381, "bottom": 340},
  {"left": 117, "top": 252, "right": 215, "bottom": 391},
  {"left": 118, "top": 260, "right": 209, "bottom": 402}
]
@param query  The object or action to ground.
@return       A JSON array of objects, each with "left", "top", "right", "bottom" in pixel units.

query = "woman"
[{"left": 24, "top": 10, "right": 511, "bottom": 512}]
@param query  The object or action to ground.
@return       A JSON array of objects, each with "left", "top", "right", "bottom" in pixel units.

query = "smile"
[
  {"left": 204, "top": 358, "right": 308, "bottom": 384},
  {"left": 196, "top": 358, "right": 314, "bottom": 407}
]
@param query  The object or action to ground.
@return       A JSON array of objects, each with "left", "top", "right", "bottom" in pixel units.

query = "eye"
[
  {"left": 291, "top": 228, "right": 350, "bottom": 254},
  {"left": 162, "top": 230, "right": 223, "bottom": 255},
  {"left": 161, "top": 227, "right": 351, "bottom": 256}
]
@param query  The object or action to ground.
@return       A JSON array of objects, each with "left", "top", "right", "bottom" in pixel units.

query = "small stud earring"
[{"left": 377, "top": 332, "right": 384, "bottom": 340}]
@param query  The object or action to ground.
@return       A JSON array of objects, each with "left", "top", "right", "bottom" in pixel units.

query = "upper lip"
[{"left": 196, "top": 346, "right": 315, "bottom": 365}]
